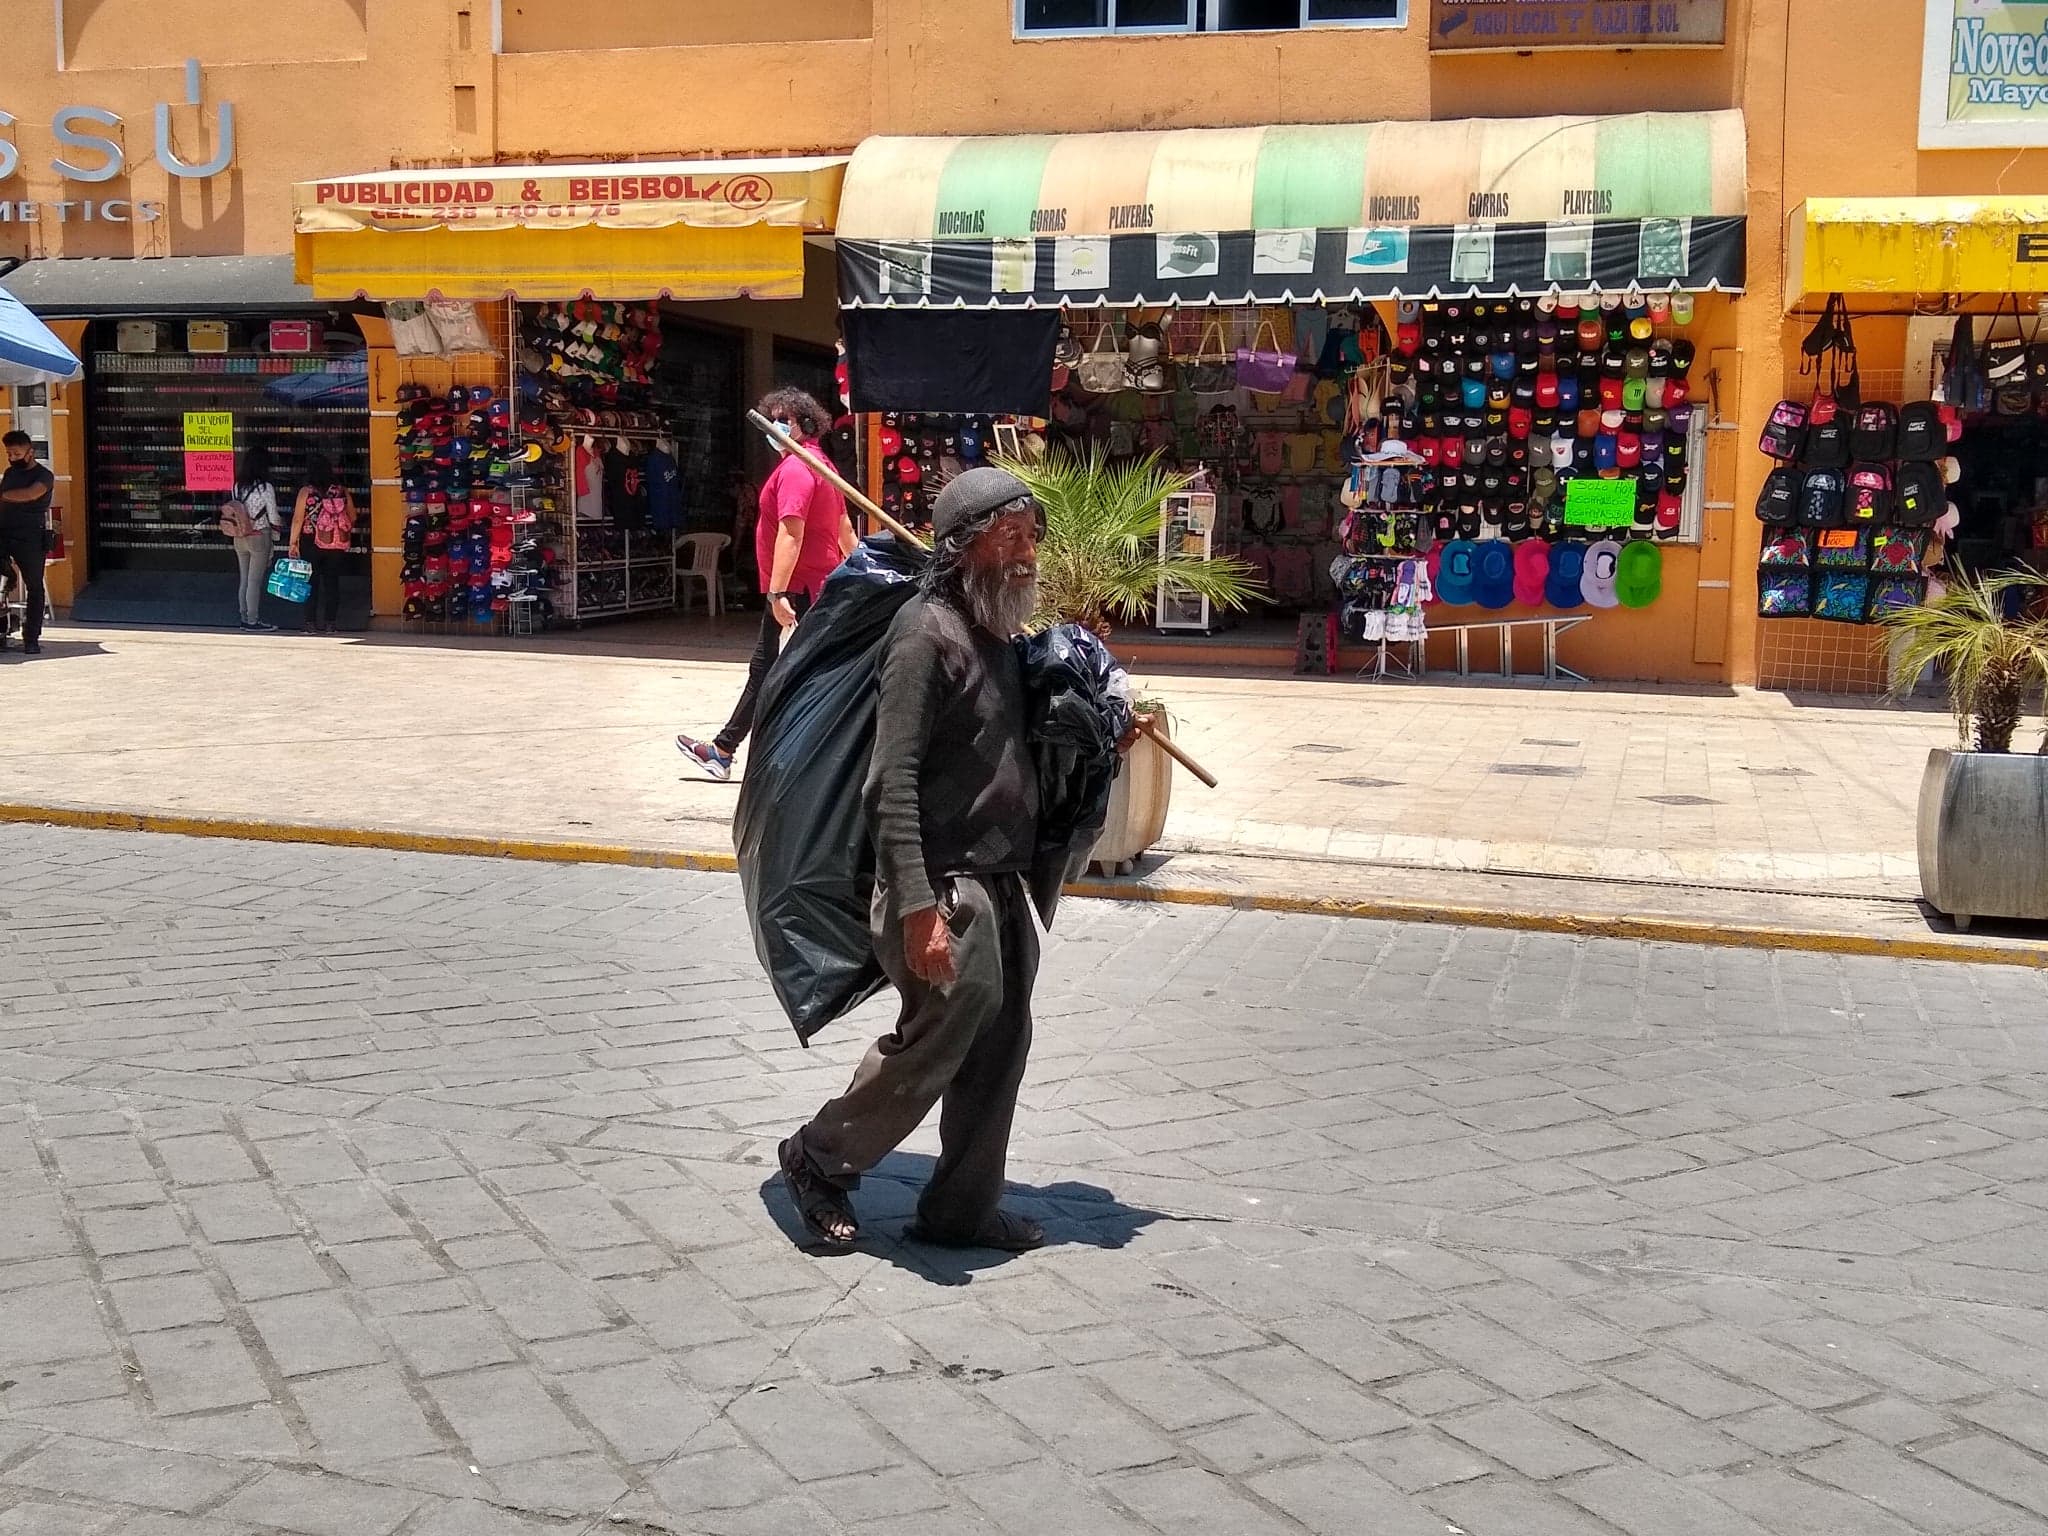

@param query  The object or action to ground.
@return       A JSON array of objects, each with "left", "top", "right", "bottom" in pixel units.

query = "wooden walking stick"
[{"left": 747, "top": 410, "right": 1216, "bottom": 790}]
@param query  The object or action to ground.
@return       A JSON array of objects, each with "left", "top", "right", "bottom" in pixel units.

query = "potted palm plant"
[
  {"left": 1883, "top": 569, "right": 2048, "bottom": 929},
  {"left": 1000, "top": 446, "right": 1263, "bottom": 875}
]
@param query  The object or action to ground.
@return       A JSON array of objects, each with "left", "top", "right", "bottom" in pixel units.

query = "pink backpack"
[{"left": 311, "top": 488, "right": 352, "bottom": 551}]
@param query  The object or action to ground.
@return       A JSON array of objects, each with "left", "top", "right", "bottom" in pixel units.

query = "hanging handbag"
[
  {"left": 1075, "top": 324, "right": 1126, "bottom": 395},
  {"left": 1983, "top": 293, "right": 2030, "bottom": 386},
  {"left": 1185, "top": 320, "right": 1237, "bottom": 395},
  {"left": 1943, "top": 313, "right": 1988, "bottom": 413},
  {"left": 1992, "top": 295, "right": 2040, "bottom": 413},
  {"left": 1235, "top": 319, "right": 1295, "bottom": 394}
]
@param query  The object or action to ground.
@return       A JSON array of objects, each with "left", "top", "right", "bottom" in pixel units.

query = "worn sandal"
[
  {"left": 778, "top": 1138, "right": 858, "bottom": 1249},
  {"left": 905, "top": 1210, "right": 1046, "bottom": 1253}
]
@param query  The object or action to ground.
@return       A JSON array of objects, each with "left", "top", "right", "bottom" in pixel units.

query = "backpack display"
[
  {"left": 1758, "top": 399, "right": 1808, "bottom": 461},
  {"left": 1847, "top": 461, "right": 1893, "bottom": 523},
  {"left": 1798, "top": 468, "right": 1847, "bottom": 528},
  {"left": 1896, "top": 401, "right": 1954, "bottom": 460},
  {"left": 1894, "top": 461, "right": 1943, "bottom": 527},
  {"left": 1756, "top": 466, "right": 1801, "bottom": 523},
  {"left": 1802, "top": 396, "right": 1849, "bottom": 469},
  {"left": 1849, "top": 401, "right": 1897, "bottom": 461}
]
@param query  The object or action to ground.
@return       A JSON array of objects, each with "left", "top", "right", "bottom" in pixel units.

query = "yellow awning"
[
  {"left": 290, "top": 155, "right": 844, "bottom": 302},
  {"left": 293, "top": 223, "right": 806, "bottom": 303},
  {"left": 1789, "top": 197, "right": 2048, "bottom": 303}
]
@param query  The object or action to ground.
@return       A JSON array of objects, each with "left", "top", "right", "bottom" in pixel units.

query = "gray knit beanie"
[{"left": 929, "top": 466, "right": 1032, "bottom": 542}]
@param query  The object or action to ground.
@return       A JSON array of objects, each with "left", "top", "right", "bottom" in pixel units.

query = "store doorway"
[
  {"left": 1945, "top": 412, "right": 2048, "bottom": 603},
  {"left": 79, "top": 316, "right": 370, "bottom": 626}
]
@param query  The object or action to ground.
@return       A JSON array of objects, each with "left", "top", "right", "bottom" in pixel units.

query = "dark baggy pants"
[
  {"left": 715, "top": 590, "right": 812, "bottom": 755},
  {"left": 0, "top": 517, "right": 47, "bottom": 646},
  {"left": 306, "top": 549, "right": 347, "bottom": 630},
  {"left": 793, "top": 871, "right": 1040, "bottom": 1235}
]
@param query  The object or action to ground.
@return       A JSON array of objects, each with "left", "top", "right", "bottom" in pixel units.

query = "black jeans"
[
  {"left": 305, "top": 550, "right": 347, "bottom": 630},
  {"left": 714, "top": 590, "right": 811, "bottom": 754},
  {"left": 0, "top": 517, "right": 47, "bottom": 646}
]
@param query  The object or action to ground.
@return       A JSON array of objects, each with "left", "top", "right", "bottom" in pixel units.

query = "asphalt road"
[{"left": 2, "top": 823, "right": 2045, "bottom": 1535}]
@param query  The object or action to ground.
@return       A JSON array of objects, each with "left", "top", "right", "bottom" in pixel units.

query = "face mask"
[{"left": 772, "top": 420, "right": 797, "bottom": 438}]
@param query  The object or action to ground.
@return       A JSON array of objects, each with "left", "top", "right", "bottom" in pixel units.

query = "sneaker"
[
  {"left": 675, "top": 734, "right": 732, "bottom": 782},
  {"left": 252, "top": 621, "right": 278, "bottom": 632},
  {"left": 23, "top": 641, "right": 40, "bottom": 654}
]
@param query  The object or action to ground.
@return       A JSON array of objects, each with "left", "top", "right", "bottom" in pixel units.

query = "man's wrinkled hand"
[{"left": 903, "top": 905, "right": 956, "bottom": 986}]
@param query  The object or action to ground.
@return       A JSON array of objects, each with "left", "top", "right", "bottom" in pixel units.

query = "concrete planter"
[
  {"left": 1917, "top": 746, "right": 2048, "bottom": 929},
  {"left": 1091, "top": 714, "right": 1173, "bottom": 876}
]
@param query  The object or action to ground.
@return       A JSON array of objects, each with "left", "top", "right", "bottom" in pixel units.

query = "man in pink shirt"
[{"left": 678, "top": 387, "right": 857, "bottom": 780}]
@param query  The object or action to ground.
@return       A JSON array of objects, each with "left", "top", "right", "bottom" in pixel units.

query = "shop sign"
[
  {"left": 0, "top": 61, "right": 234, "bottom": 183},
  {"left": 0, "top": 199, "right": 163, "bottom": 223},
  {"left": 182, "top": 411, "right": 234, "bottom": 493},
  {"left": 1431, "top": 0, "right": 1726, "bottom": 50},
  {"left": 302, "top": 170, "right": 779, "bottom": 230},
  {"left": 1562, "top": 477, "right": 1636, "bottom": 527},
  {"left": 1921, "top": 1, "right": 2048, "bottom": 147}
]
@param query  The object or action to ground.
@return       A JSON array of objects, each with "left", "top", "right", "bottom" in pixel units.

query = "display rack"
[
  {"left": 1156, "top": 487, "right": 1223, "bottom": 632},
  {"left": 554, "top": 427, "right": 681, "bottom": 624}
]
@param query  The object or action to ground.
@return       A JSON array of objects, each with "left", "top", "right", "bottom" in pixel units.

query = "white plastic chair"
[{"left": 677, "top": 533, "right": 729, "bottom": 618}]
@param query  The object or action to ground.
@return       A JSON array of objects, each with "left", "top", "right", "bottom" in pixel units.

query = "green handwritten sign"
[{"left": 1563, "top": 477, "right": 1636, "bottom": 528}]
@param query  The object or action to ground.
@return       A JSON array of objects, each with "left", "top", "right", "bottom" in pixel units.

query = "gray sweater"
[{"left": 864, "top": 592, "right": 1039, "bottom": 923}]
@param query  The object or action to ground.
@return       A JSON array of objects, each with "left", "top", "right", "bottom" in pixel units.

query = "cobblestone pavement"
[{"left": 2, "top": 823, "right": 2046, "bottom": 1536}]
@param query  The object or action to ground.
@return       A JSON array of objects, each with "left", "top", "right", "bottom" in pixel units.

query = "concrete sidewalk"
[{"left": 2, "top": 623, "right": 2025, "bottom": 955}]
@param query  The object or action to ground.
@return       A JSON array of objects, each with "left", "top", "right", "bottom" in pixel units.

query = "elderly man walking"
[{"left": 778, "top": 466, "right": 1049, "bottom": 1254}]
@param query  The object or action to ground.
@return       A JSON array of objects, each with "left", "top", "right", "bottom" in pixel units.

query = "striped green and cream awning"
[{"left": 838, "top": 111, "right": 1747, "bottom": 309}]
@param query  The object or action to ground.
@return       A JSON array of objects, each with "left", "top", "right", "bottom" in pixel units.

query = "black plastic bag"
[{"left": 734, "top": 534, "right": 924, "bottom": 1042}]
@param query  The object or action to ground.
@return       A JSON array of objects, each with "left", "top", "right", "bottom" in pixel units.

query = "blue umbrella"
[{"left": 0, "top": 287, "right": 82, "bottom": 386}]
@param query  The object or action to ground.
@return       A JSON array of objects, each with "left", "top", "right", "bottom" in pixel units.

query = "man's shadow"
[{"left": 759, "top": 1151, "right": 1192, "bottom": 1285}]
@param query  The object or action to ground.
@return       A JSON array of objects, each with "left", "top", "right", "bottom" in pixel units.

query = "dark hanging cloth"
[{"left": 842, "top": 307, "right": 1059, "bottom": 416}]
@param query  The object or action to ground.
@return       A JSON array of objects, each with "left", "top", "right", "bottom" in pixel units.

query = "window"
[{"left": 1018, "top": 0, "right": 1400, "bottom": 34}]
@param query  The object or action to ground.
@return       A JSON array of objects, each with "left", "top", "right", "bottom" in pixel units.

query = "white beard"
[{"left": 962, "top": 562, "right": 1039, "bottom": 637}]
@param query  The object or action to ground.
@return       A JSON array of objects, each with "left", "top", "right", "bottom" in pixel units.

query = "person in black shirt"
[
  {"left": 779, "top": 467, "right": 1050, "bottom": 1253},
  {"left": 1, "top": 430, "right": 55, "bottom": 654}
]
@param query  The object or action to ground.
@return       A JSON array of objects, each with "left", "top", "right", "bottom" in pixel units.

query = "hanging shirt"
[
  {"left": 604, "top": 446, "right": 649, "bottom": 528},
  {"left": 574, "top": 442, "right": 605, "bottom": 521},
  {"left": 643, "top": 446, "right": 684, "bottom": 530}
]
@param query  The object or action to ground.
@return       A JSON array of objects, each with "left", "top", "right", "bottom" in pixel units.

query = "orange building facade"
[{"left": 4, "top": 0, "right": 2046, "bottom": 682}]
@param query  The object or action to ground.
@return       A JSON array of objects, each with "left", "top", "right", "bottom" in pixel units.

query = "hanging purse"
[
  {"left": 1075, "top": 324, "right": 1126, "bottom": 395},
  {"left": 1983, "top": 292, "right": 2030, "bottom": 386},
  {"left": 1943, "top": 313, "right": 1987, "bottom": 413},
  {"left": 1993, "top": 295, "right": 2039, "bottom": 414},
  {"left": 1185, "top": 319, "right": 1237, "bottom": 395},
  {"left": 1235, "top": 319, "right": 1295, "bottom": 394}
]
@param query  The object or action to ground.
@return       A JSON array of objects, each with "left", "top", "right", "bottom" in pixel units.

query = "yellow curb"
[
  {"left": 3, "top": 801, "right": 2040, "bottom": 970},
  {"left": 1078, "top": 878, "right": 2048, "bottom": 969},
  {"left": 0, "top": 804, "right": 740, "bottom": 875}
]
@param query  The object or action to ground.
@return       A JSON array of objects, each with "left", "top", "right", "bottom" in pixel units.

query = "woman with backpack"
[
  {"left": 288, "top": 454, "right": 356, "bottom": 634},
  {"left": 222, "top": 445, "right": 281, "bottom": 632}
]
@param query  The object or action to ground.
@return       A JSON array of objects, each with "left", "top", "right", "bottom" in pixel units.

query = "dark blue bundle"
[{"left": 1016, "top": 623, "right": 1131, "bottom": 885}]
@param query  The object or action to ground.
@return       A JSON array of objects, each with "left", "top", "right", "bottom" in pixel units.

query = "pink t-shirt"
[{"left": 755, "top": 444, "right": 847, "bottom": 599}]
